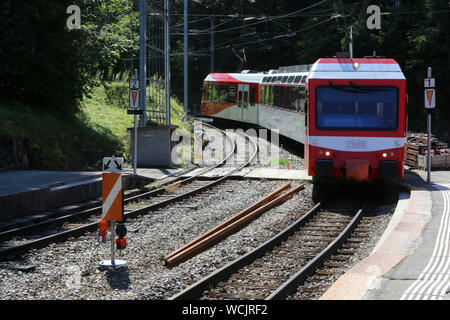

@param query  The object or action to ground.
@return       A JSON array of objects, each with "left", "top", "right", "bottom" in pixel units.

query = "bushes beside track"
[{"left": 0, "top": 81, "right": 189, "bottom": 171}]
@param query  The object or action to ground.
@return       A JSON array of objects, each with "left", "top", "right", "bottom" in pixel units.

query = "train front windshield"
[{"left": 315, "top": 86, "right": 398, "bottom": 131}]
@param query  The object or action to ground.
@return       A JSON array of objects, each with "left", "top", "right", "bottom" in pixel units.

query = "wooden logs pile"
[{"left": 404, "top": 132, "right": 449, "bottom": 169}]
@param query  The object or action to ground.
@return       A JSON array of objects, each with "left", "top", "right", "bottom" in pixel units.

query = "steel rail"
[
  {"left": 163, "top": 182, "right": 293, "bottom": 263},
  {"left": 169, "top": 199, "right": 369, "bottom": 300},
  {"left": 0, "top": 125, "right": 257, "bottom": 259},
  {"left": 0, "top": 123, "right": 235, "bottom": 242},
  {"left": 266, "top": 199, "right": 369, "bottom": 300},
  {"left": 169, "top": 202, "right": 323, "bottom": 300},
  {"left": 163, "top": 183, "right": 305, "bottom": 268}
]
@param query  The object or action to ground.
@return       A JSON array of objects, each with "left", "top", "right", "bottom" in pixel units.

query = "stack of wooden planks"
[{"left": 404, "top": 132, "right": 450, "bottom": 169}]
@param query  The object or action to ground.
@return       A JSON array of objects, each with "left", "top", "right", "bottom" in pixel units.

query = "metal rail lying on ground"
[{"left": 163, "top": 182, "right": 305, "bottom": 268}]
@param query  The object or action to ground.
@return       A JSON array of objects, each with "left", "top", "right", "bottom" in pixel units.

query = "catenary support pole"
[
  {"left": 164, "top": 0, "right": 171, "bottom": 125},
  {"left": 139, "top": 0, "right": 147, "bottom": 126},
  {"left": 183, "top": 0, "right": 188, "bottom": 115}
]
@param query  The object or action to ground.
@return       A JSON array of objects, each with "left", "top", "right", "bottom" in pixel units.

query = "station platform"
[
  {"left": 321, "top": 169, "right": 450, "bottom": 300},
  {"left": 0, "top": 168, "right": 172, "bottom": 222}
]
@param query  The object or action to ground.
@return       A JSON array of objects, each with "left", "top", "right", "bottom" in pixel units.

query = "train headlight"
[
  {"left": 325, "top": 151, "right": 330, "bottom": 156},
  {"left": 353, "top": 62, "right": 360, "bottom": 70},
  {"left": 382, "top": 153, "right": 387, "bottom": 158}
]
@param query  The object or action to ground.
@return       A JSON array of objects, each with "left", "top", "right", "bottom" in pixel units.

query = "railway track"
[
  {"left": 0, "top": 123, "right": 258, "bottom": 259},
  {"left": 169, "top": 198, "right": 369, "bottom": 300}
]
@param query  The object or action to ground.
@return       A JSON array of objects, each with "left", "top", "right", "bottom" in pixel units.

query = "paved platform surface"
[
  {"left": 0, "top": 170, "right": 102, "bottom": 197},
  {"left": 320, "top": 169, "right": 450, "bottom": 300}
]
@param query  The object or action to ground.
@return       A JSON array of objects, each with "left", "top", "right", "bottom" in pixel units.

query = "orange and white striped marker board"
[{"left": 102, "top": 156, "right": 123, "bottom": 221}]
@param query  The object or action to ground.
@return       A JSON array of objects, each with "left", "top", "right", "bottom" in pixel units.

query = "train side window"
[
  {"left": 209, "top": 85, "right": 217, "bottom": 101},
  {"left": 287, "top": 76, "right": 294, "bottom": 83},
  {"left": 227, "top": 86, "right": 236, "bottom": 103},
  {"left": 271, "top": 77, "right": 277, "bottom": 83},
  {"left": 250, "top": 87, "right": 256, "bottom": 106},
  {"left": 276, "top": 76, "right": 282, "bottom": 83},
  {"left": 298, "top": 88, "right": 305, "bottom": 113},
  {"left": 294, "top": 76, "right": 302, "bottom": 83},
  {"left": 279, "top": 86, "right": 285, "bottom": 108},
  {"left": 282, "top": 76, "right": 288, "bottom": 83},
  {"left": 301, "top": 76, "right": 307, "bottom": 84},
  {"left": 207, "top": 85, "right": 212, "bottom": 101},
  {"left": 285, "top": 86, "right": 291, "bottom": 110},
  {"left": 238, "top": 91, "right": 243, "bottom": 107},
  {"left": 244, "top": 91, "right": 249, "bottom": 108},
  {"left": 260, "top": 86, "right": 264, "bottom": 104},
  {"left": 289, "top": 87, "right": 298, "bottom": 111},
  {"left": 273, "top": 86, "right": 279, "bottom": 107},
  {"left": 268, "top": 86, "right": 274, "bottom": 106},
  {"left": 262, "top": 77, "right": 268, "bottom": 83}
]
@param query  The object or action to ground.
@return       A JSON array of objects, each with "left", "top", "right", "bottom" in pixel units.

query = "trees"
[
  {"left": 0, "top": 0, "right": 138, "bottom": 115},
  {"left": 0, "top": 0, "right": 448, "bottom": 139}
]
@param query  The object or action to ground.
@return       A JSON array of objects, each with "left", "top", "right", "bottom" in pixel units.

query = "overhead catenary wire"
[{"left": 185, "top": 15, "right": 336, "bottom": 56}]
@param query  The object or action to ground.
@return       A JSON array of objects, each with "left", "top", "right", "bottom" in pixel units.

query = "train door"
[
  {"left": 238, "top": 84, "right": 249, "bottom": 121},
  {"left": 248, "top": 85, "right": 258, "bottom": 124}
]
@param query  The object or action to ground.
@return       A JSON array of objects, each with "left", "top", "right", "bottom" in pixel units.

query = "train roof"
[
  {"left": 260, "top": 72, "right": 309, "bottom": 85},
  {"left": 204, "top": 73, "right": 264, "bottom": 83},
  {"left": 308, "top": 58, "right": 405, "bottom": 80}
]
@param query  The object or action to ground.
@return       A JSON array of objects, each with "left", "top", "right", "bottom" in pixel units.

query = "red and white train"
[{"left": 200, "top": 57, "right": 407, "bottom": 186}]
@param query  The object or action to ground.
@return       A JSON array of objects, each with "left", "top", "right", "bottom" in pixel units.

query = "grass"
[
  {"left": 0, "top": 81, "right": 191, "bottom": 170},
  {"left": 266, "top": 157, "right": 293, "bottom": 167}
]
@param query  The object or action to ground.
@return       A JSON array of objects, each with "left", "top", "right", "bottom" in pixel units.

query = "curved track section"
[{"left": 0, "top": 124, "right": 257, "bottom": 259}]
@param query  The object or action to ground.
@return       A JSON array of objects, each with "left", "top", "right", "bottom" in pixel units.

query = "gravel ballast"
[{"left": 0, "top": 179, "right": 313, "bottom": 300}]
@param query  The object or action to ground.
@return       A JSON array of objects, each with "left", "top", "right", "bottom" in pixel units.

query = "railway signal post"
[
  {"left": 99, "top": 156, "right": 127, "bottom": 268},
  {"left": 127, "top": 69, "right": 142, "bottom": 175},
  {"left": 424, "top": 67, "right": 436, "bottom": 183}
]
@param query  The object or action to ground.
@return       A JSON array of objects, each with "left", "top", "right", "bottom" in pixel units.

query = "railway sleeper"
[
  {"left": 217, "top": 281, "right": 280, "bottom": 290},
  {"left": 347, "top": 238, "right": 364, "bottom": 243},
  {"left": 342, "top": 243, "right": 360, "bottom": 249},
  {"left": 316, "top": 270, "right": 338, "bottom": 275},
  {"left": 337, "top": 248, "right": 356, "bottom": 255},
  {"left": 323, "top": 261, "right": 344, "bottom": 268},
  {"left": 330, "top": 255, "right": 350, "bottom": 261},
  {"left": 299, "top": 236, "right": 337, "bottom": 242}
]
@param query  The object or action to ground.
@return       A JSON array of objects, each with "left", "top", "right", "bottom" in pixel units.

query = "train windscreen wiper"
[
  {"left": 328, "top": 81, "right": 370, "bottom": 94},
  {"left": 349, "top": 82, "right": 391, "bottom": 92}
]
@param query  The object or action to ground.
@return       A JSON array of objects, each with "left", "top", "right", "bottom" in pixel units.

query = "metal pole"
[
  {"left": 349, "top": 26, "right": 353, "bottom": 58},
  {"left": 110, "top": 220, "right": 116, "bottom": 265},
  {"left": 165, "top": 0, "right": 171, "bottom": 125},
  {"left": 426, "top": 67, "right": 432, "bottom": 183},
  {"left": 139, "top": 0, "right": 147, "bottom": 126},
  {"left": 427, "top": 111, "right": 431, "bottom": 183},
  {"left": 211, "top": 16, "right": 214, "bottom": 73},
  {"left": 183, "top": 0, "right": 188, "bottom": 115},
  {"left": 134, "top": 69, "right": 138, "bottom": 175}
]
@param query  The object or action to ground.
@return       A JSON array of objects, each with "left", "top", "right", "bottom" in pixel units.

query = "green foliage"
[
  {"left": 169, "top": 0, "right": 450, "bottom": 140},
  {"left": 1, "top": 0, "right": 450, "bottom": 158},
  {"left": 0, "top": 98, "right": 123, "bottom": 170}
]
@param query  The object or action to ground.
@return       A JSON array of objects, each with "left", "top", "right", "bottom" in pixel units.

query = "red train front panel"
[{"left": 305, "top": 58, "right": 407, "bottom": 181}]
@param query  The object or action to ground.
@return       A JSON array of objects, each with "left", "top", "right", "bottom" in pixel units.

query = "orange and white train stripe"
[{"left": 101, "top": 173, "right": 123, "bottom": 221}]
